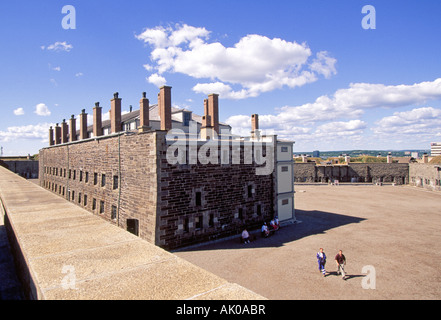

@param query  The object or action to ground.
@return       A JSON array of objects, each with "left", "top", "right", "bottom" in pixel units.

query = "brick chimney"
[
  {"left": 207, "top": 94, "right": 219, "bottom": 134},
  {"left": 61, "top": 119, "right": 68, "bottom": 143},
  {"left": 200, "top": 115, "right": 213, "bottom": 140},
  {"left": 93, "top": 102, "right": 103, "bottom": 137},
  {"left": 79, "top": 109, "right": 88, "bottom": 140},
  {"left": 69, "top": 115, "right": 77, "bottom": 142},
  {"left": 251, "top": 114, "right": 260, "bottom": 140},
  {"left": 111, "top": 92, "right": 122, "bottom": 134},
  {"left": 138, "top": 92, "right": 151, "bottom": 132},
  {"left": 49, "top": 126, "right": 54, "bottom": 146},
  {"left": 159, "top": 86, "right": 172, "bottom": 131},
  {"left": 54, "top": 123, "right": 61, "bottom": 145}
]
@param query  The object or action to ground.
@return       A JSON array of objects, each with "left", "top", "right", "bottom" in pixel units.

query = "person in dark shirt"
[{"left": 335, "top": 250, "right": 347, "bottom": 280}]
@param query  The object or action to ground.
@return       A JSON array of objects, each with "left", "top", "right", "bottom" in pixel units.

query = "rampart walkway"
[{"left": 0, "top": 166, "right": 264, "bottom": 300}]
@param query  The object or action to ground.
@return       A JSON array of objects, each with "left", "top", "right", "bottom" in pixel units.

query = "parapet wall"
[
  {"left": 0, "top": 166, "right": 265, "bottom": 300},
  {"left": 294, "top": 162, "right": 409, "bottom": 184},
  {"left": 409, "top": 163, "right": 441, "bottom": 191}
]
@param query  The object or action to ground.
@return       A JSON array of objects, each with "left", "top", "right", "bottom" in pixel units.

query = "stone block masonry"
[
  {"left": 39, "top": 131, "right": 277, "bottom": 250},
  {"left": 40, "top": 131, "right": 160, "bottom": 245},
  {"left": 294, "top": 162, "right": 409, "bottom": 184}
]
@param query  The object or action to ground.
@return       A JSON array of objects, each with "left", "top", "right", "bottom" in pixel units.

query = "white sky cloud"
[
  {"left": 0, "top": 123, "right": 53, "bottom": 143},
  {"left": 137, "top": 24, "right": 336, "bottom": 99},
  {"left": 34, "top": 103, "right": 51, "bottom": 116},
  {"left": 41, "top": 41, "right": 73, "bottom": 52},
  {"left": 13, "top": 107, "right": 25, "bottom": 116},
  {"left": 225, "top": 78, "right": 441, "bottom": 148},
  {"left": 147, "top": 73, "right": 167, "bottom": 87}
]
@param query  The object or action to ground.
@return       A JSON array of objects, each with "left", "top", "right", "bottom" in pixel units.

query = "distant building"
[
  {"left": 431, "top": 142, "right": 441, "bottom": 157},
  {"left": 312, "top": 150, "right": 320, "bottom": 158}
]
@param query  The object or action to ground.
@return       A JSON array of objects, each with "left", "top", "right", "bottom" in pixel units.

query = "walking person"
[
  {"left": 316, "top": 248, "right": 327, "bottom": 277},
  {"left": 335, "top": 250, "right": 347, "bottom": 280}
]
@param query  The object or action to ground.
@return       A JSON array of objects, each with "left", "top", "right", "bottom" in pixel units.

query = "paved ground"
[{"left": 175, "top": 184, "right": 441, "bottom": 300}]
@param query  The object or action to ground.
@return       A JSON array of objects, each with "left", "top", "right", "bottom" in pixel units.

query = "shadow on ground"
[
  {"left": 176, "top": 209, "right": 366, "bottom": 252},
  {"left": 0, "top": 224, "right": 24, "bottom": 300}
]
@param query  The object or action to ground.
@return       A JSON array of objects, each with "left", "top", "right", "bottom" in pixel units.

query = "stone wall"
[
  {"left": 158, "top": 148, "right": 275, "bottom": 249},
  {"left": 409, "top": 163, "right": 441, "bottom": 191},
  {"left": 0, "top": 160, "right": 39, "bottom": 179},
  {"left": 294, "top": 162, "right": 409, "bottom": 184},
  {"left": 39, "top": 131, "right": 160, "bottom": 244},
  {"left": 39, "top": 132, "right": 277, "bottom": 250}
]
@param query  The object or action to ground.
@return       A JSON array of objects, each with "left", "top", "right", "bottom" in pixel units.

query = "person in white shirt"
[
  {"left": 261, "top": 222, "right": 270, "bottom": 238},
  {"left": 242, "top": 228, "right": 250, "bottom": 244}
]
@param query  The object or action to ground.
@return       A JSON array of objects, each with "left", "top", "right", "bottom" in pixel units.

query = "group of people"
[
  {"left": 261, "top": 216, "right": 280, "bottom": 238},
  {"left": 316, "top": 248, "right": 347, "bottom": 280},
  {"left": 241, "top": 216, "right": 280, "bottom": 244}
]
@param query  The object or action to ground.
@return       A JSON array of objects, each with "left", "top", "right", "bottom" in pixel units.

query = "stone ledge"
[{"left": 0, "top": 167, "right": 265, "bottom": 300}]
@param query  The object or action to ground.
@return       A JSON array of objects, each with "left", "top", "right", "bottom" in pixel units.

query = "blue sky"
[{"left": 1, "top": 0, "right": 441, "bottom": 155}]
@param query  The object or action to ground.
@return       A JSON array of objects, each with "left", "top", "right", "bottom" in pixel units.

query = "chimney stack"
[
  {"left": 159, "top": 86, "right": 172, "bottom": 131},
  {"left": 61, "top": 119, "right": 68, "bottom": 143},
  {"left": 207, "top": 94, "right": 219, "bottom": 134},
  {"left": 69, "top": 115, "right": 77, "bottom": 142},
  {"left": 79, "top": 109, "right": 88, "bottom": 140},
  {"left": 138, "top": 92, "right": 151, "bottom": 132},
  {"left": 55, "top": 123, "right": 61, "bottom": 145},
  {"left": 111, "top": 92, "right": 122, "bottom": 134},
  {"left": 49, "top": 126, "right": 54, "bottom": 146},
  {"left": 251, "top": 114, "right": 260, "bottom": 140},
  {"left": 200, "top": 114, "right": 213, "bottom": 140},
  {"left": 93, "top": 102, "right": 103, "bottom": 137}
]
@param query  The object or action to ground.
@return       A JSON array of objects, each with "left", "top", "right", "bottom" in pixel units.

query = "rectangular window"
[
  {"left": 84, "top": 194, "right": 87, "bottom": 206},
  {"left": 281, "top": 166, "right": 289, "bottom": 172},
  {"left": 99, "top": 201, "right": 104, "bottom": 214},
  {"left": 92, "top": 198, "right": 96, "bottom": 211},
  {"left": 94, "top": 173, "right": 98, "bottom": 185},
  {"left": 79, "top": 171, "right": 83, "bottom": 182},
  {"left": 85, "top": 172, "right": 89, "bottom": 183},
  {"left": 195, "top": 215, "right": 203, "bottom": 230},
  {"left": 209, "top": 214, "right": 214, "bottom": 228},
  {"left": 184, "top": 217, "right": 189, "bottom": 233},
  {"left": 73, "top": 170, "right": 76, "bottom": 180},
  {"left": 195, "top": 192, "right": 202, "bottom": 206},
  {"left": 257, "top": 204, "right": 262, "bottom": 216},
  {"left": 72, "top": 191, "right": 75, "bottom": 201},
  {"left": 248, "top": 185, "right": 253, "bottom": 198},
  {"left": 281, "top": 146, "right": 288, "bottom": 152},
  {"left": 101, "top": 174, "right": 106, "bottom": 187},
  {"left": 78, "top": 192, "right": 82, "bottom": 204},
  {"left": 238, "top": 208, "right": 244, "bottom": 220},
  {"left": 111, "top": 205, "right": 117, "bottom": 220},
  {"left": 282, "top": 199, "right": 289, "bottom": 205},
  {"left": 113, "top": 175, "right": 118, "bottom": 190}
]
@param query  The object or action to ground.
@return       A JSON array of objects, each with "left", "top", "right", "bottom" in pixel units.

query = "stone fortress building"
[{"left": 39, "top": 86, "right": 295, "bottom": 250}]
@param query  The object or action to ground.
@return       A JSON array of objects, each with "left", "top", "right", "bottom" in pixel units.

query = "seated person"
[
  {"left": 241, "top": 228, "right": 250, "bottom": 244},
  {"left": 270, "top": 218, "right": 279, "bottom": 231},
  {"left": 274, "top": 216, "right": 280, "bottom": 229},
  {"left": 261, "top": 222, "right": 270, "bottom": 238}
]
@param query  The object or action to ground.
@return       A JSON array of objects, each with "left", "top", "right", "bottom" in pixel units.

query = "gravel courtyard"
[{"left": 174, "top": 184, "right": 441, "bottom": 300}]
